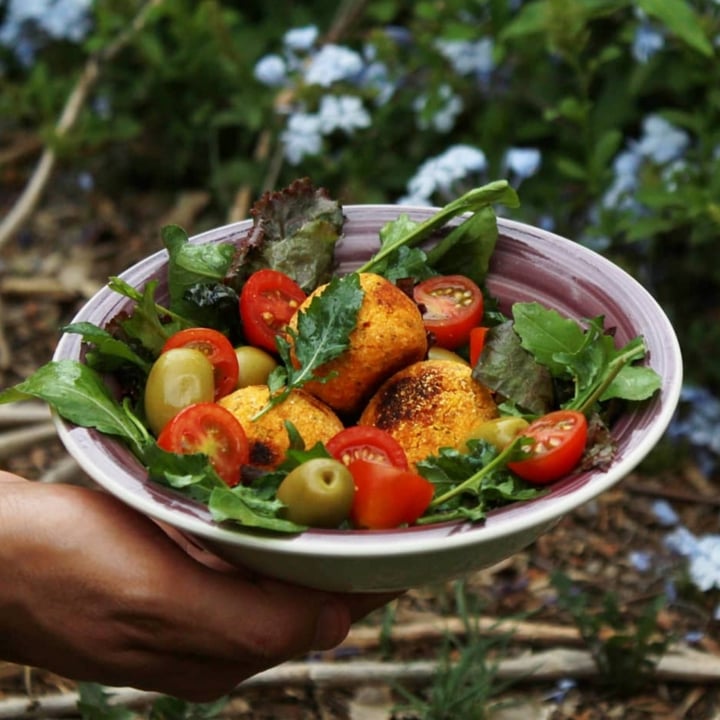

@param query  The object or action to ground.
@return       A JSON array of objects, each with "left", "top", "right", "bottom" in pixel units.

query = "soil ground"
[{"left": 0, "top": 177, "right": 719, "bottom": 719}]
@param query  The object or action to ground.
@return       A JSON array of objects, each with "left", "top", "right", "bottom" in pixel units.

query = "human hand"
[{"left": 0, "top": 471, "right": 397, "bottom": 701}]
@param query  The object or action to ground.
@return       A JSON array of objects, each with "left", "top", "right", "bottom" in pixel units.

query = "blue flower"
[
  {"left": 435, "top": 37, "right": 495, "bottom": 78},
  {"left": 504, "top": 147, "right": 541, "bottom": 181},
  {"left": 304, "top": 44, "right": 365, "bottom": 87},
  {"left": 629, "top": 551, "right": 653, "bottom": 573},
  {"left": 636, "top": 115, "right": 690, "bottom": 165},
  {"left": 317, "top": 95, "right": 370, "bottom": 134},
  {"left": 665, "top": 527, "right": 720, "bottom": 592},
  {"left": 651, "top": 499, "right": 680, "bottom": 527},
  {"left": 0, "top": 0, "right": 92, "bottom": 57},
  {"left": 283, "top": 25, "right": 318, "bottom": 52},
  {"left": 401, "top": 144, "right": 487, "bottom": 204},
  {"left": 361, "top": 60, "right": 396, "bottom": 105},
  {"left": 254, "top": 54, "right": 287, "bottom": 87},
  {"left": 632, "top": 23, "right": 665, "bottom": 63},
  {"left": 602, "top": 148, "right": 643, "bottom": 209},
  {"left": 413, "top": 84, "right": 463, "bottom": 133},
  {"left": 281, "top": 112, "right": 323, "bottom": 164},
  {"left": 667, "top": 385, "right": 720, "bottom": 475}
]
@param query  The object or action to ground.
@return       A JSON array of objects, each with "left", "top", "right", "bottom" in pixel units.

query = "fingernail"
[{"left": 311, "top": 601, "right": 351, "bottom": 650}]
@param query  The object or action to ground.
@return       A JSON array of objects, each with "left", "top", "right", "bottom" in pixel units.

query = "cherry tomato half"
[
  {"left": 157, "top": 402, "right": 249, "bottom": 487},
  {"left": 347, "top": 459, "right": 434, "bottom": 530},
  {"left": 239, "top": 269, "right": 307, "bottom": 353},
  {"left": 469, "top": 326, "right": 489, "bottom": 367},
  {"left": 326, "top": 426, "right": 409, "bottom": 470},
  {"left": 413, "top": 275, "right": 484, "bottom": 350},
  {"left": 162, "top": 328, "right": 239, "bottom": 399},
  {"left": 508, "top": 410, "right": 588, "bottom": 485}
]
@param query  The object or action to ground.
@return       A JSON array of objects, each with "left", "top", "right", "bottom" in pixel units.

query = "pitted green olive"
[
  {"left": 144, "top": 348, "right": 215, "bottom": 435},
  {"left": 276, "top": 458, "right": 355, "bottom": 528},
  {"left": 462, "top": 416, "right": 530, "bottom": 452},
  {"left": 234, "top": 345, "right": 279, "bottom": 388}
]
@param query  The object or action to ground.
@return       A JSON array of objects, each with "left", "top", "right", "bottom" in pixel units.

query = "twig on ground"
[
  {"left": 342, "top": 615, "right": 584, "bottom": 650},
  {"left": 625, "top": 480, "right": 720, "bottom": 508},
  {"left": 0, "top": 403, "right": 51, "bottom": 426},
  {"left": 39, "top": 455, "right": 84, "bottom": 485},
  {"left": 0, "top": 0, "right": 166, "bottom": 249},
  {"left": 0, "top": 646, "right": 717, "bottom": 719},
  {"left": 0, "top": 423, "right": 58, "bottom": 460},
  {"left": 0, "top": 296, "right": 10, "bottom": 370}
]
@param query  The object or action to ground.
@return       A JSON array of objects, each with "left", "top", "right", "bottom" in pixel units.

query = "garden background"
[{"left": 1, "top": 0, "right": 720, "bottom": 718}]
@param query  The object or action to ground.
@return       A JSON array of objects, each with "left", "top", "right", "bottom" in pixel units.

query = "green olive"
[
  {"left": 144, "top": 348, "right": 215, "bottom": 435},
  {"left": 461, "top": 416, "right": 530, "bottom": 452},
  {"left": 234, "top": 345, "right": 279, "bottom": 388},
  {"left": 427, "top": 346, "right": 470, "bottom": 365},
  {"left": 276, "top": 458, "right": 355, "bottom": 528}
]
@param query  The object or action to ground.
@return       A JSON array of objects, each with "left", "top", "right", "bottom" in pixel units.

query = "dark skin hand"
[{"left": 0, "top": 471, "right": 398, "bottom": 701}]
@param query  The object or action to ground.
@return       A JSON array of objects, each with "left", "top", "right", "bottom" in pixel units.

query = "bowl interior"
[{"left": 53, "top": 206, "right": 683, "bottom": 562}]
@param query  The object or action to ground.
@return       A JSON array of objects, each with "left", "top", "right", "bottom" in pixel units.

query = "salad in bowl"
[{"left": 0, "top": 178, "right": 680, "bottom": 591}]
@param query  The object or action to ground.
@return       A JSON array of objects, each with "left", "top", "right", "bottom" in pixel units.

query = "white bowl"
[{"left": 53, "top": 206, "right": 683, "bottom": 592}]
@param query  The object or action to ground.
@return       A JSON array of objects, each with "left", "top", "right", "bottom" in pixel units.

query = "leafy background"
[{"left": 1, "top": 0, "right": 720, "bottom": 716}]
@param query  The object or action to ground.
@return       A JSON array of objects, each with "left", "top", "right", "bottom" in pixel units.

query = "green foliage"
[
  {"left": 391, "top": 580, "right": 517, "bottom": 719},
  {"left": 551, "top": 571, "right": 672, "bottom": 696},
  {"left": 3, "top": 0, "right": 720, "bottom": 390}
]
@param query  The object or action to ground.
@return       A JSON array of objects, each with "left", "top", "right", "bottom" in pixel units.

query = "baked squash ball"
[
  {"left": 289, "top": 272, "right": 428, "bottom": 417},
  {"left": 359, "top": 359, "right": 498, "bottom": 468},
  {"left": 219, "top": 385, "right": 343, "bottom": 470}
]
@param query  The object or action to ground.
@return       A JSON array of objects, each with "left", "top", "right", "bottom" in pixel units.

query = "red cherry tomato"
[
  {"left": 162, "top": 328, "right": 239, "bottom": 399},
  {"left": 469, "top": 326, "right": 489, "bottom": 366},
  {"left": 508, "top": 410, "right": 588, "bottom": 485},
  {"left": 239, "top": 269, "right": 307, "bottom": 353},
  {"left": 326, "top": 426, "right": 409, "bottom": 470},
  {"left": 157, "top": 402, "right": 249, "bottom": 487},
  {"left": 347, "top": 459, "right": 434, "bottom": 530},
  {"left": 413, "top": 275, "right": 484, "bottom": 350}
]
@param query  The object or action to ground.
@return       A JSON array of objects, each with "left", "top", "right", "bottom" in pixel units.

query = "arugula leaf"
[
  {"left": 144, "top": 442, "right": 225, "bottom": 502},
  {"left": 512, "top": 302, "right": 662, "bottom": 412},
  {"left": 261, "top": 272, "right": 364, "bottom": 415},
  {"left": 143, "top": 443, "right": 305, "bottom": 532},
  {"left": 359, "top": 180, "right": 519, "bottom": 282},
  {"left": 162, "top": 224, "right": 237, "bottom": 319},
  {"left": 108, "top": 277, "right": 190, "bottom": 356},
  {"left": 0, "top": 360, "right": 149, "bottom": 455},
  {"left": 416, "top": 439, "right": 541, "bottom": 524},
  {"left": 209, "top": 485, "right": 307, "bottom": 533},
  {"left": 63, "top": 321, "right": 151, "bottom": 372},
  {"left": 426, "top": 204, "right": 500, "bottom": 285}
]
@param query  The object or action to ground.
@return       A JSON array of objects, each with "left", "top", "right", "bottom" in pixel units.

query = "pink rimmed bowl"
[{"left": 52, "top": 207, "right": 683, "bottom": 592}]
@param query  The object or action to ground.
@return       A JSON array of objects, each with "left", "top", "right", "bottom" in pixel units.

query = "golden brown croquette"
[
  {"left": 289, "top": 272, "right": 428, "bottom": 417},
  {"left": 359, "top": 359, "right": 498, "bottom": 469},
  {"left": 219, "top": 385, "right": 344, "bottom": 470}
]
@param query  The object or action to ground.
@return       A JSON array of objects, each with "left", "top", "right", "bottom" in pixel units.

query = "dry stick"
[
  {"left": 0, "top": 423, "right": 58, "bottom": 460},
  {"left": 0, "top": 403, "right": 51, "bottom": 426},
  {"left": 624, "top": 480, "right": 720, "bottom": 508},
  {"left": 0, "top": 0, "right": 166, "bottom": 250},
  {"left": 1, "top": 646, "right": 718, "bottom": 720},
  {"left": 342, "top": 616, "right": 584, "bottom": 650},
  {"left": 39, "top": 455, "right": 83, "bottom": 485},
  {"left": 0, "top": 296, "right": 11, "bottom": 369}
]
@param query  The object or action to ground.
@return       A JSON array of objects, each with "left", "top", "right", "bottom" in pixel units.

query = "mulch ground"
[{"left": 1, "top": 179, "right": 719, "bottom": 719}]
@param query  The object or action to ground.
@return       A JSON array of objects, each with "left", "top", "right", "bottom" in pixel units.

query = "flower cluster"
[
  {"left": 0, "top": 0, "right": 91, "bottom": 64},
  {"left": 602, "top": 114, "right": 691, "bottom": 212},
  {"left": 629, "top": 498, "right": 720, "bottom": 624},
  {"left": 253, "top": 26, "right": 386, "bottom": 166}
]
